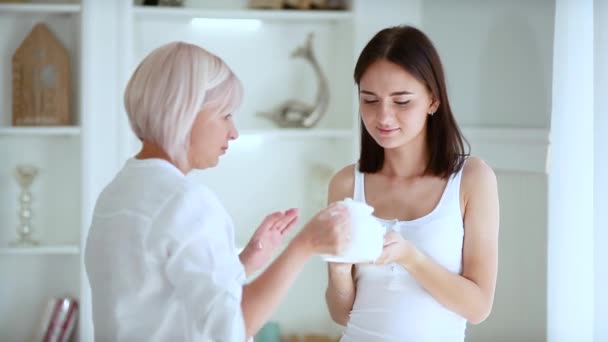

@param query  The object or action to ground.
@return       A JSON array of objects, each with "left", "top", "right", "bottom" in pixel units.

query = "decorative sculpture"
[
  {"left": 11, "top": 165, "right": 39, "bottom": 246},
  {"left": 257, "top": 33, "right": 330, "bottom": 128},
  {"left": 249, "top": 0, "right": 347, "bottom": 10},
  {"left": 12, "top": 23, "right": 71, "bottom": 126},
  {"left": 143, "top": 0, "right": 184, "bottom": 6}
]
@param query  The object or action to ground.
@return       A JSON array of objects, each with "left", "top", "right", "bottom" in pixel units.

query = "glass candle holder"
[{"left": 10, "top": 164, "right": 39, "bottom": 246}]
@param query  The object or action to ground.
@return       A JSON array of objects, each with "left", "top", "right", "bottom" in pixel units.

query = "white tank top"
[{"left": 340, "top": 165, "right": 467, "bottom": 342}]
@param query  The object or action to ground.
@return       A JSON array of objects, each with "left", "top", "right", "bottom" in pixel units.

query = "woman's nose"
[
  {"left": 229, "top": 123, "right": 239, "bottom": 140},
  {"left": 377, "top": 102, "right": 394, "bottom": 124}
]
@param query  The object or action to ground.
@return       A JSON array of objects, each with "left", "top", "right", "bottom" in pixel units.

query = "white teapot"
[{"left": 321, "top": 198, "right": 386, "bottom": 263}]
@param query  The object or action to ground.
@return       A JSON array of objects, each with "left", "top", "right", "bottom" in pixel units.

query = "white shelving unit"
[
  {"left": 133, "top": 6, "right": 353, "bottom": 21},
  {"left": 128, "top": 0, "right": 357, "bottom": 201},
  {"left": 0, "top": 3, "right": 80, "bottom": 14},
  {"left": 0, "top": 245, "right": 80, "bottom": 255},
  {"left": 0, "top": 126, "right": 81, "bottom": 136},
  {"left": 0, "top": 1, "right": 83, "bottom": 341}
]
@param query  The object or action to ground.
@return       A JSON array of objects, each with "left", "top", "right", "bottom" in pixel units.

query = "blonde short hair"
[{"left": 124, "top": 41, "right": 243, "bottom": 166}]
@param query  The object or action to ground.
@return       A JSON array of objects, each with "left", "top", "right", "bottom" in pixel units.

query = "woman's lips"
[{"left": 377, "top": 127, "right": 400, "bottom": 136}]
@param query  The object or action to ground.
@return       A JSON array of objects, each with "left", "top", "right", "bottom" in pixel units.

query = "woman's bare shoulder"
[
  {"left": 461, "top": 156, "right": 497, "bottom": 198},
  {"left": 327, "top": 164, "right": 356, "bottom": 203}
]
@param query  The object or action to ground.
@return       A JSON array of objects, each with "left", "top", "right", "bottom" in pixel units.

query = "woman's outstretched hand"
[
  {"left": 293, "top": 203, "right": 351, "bottom": 257},
  {"left": 240, "top": 208, "right": 299, "bottom": 276}
]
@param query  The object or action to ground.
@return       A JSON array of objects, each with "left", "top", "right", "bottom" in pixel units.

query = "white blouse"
[{"left": 85, "top": 158, "right": 246, "bottom": 342}]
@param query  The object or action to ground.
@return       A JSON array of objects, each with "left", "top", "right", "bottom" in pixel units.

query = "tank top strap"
[
  {"left": 353, "top": 164, "right": 366, "bottom": 202},
  {"left": 439, "top": 157, "right": 467, "bottom": 216}
]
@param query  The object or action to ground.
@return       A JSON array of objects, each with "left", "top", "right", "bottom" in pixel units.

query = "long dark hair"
[{"left": 354, "top": 25, "right": 469, "bottom": 178}]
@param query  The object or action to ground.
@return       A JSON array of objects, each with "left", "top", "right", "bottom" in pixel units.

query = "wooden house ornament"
[{"left": 12, "top": 23, "right": 71, "bottom": 126}]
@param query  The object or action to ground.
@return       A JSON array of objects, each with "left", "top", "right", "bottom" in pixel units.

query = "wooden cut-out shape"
[{"left": 12, "top": 23, "right": 71, "bottom": 126}]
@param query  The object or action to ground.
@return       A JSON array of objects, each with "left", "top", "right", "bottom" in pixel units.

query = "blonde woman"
[{"left": 85, "top": 41, "right": 351, "bottom": 341}]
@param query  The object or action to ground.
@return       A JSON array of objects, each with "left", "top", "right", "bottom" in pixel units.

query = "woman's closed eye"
[{"left": 361, "top": 99, "right": 410, "bottom": 105}]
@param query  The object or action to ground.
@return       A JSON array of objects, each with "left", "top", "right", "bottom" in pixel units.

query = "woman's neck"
[
  {"left": 135, "top": 142, "right": 189, "bottom": 174},
  {"left": 381, "top": 132, "right": 429, "bottom": 178}
]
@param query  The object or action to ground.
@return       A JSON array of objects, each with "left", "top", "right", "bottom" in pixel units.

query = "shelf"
[
  {"left": 133, "top": 6, "right": 353, "bottom": 22},
  {"left": 239, "top": 128, "right": 354, "bottom": 139},
  {"left": 0, "top": 126, "right": 80, "bottom": 136},
  {"left": 0, "top": 245, "right": 80, "bottom": 255},
  {"left": 0, "top": 3, "right": 80, "bottom": 15},
  {"left": 462, "top": 126, "right": 550, "bottom": 174}
]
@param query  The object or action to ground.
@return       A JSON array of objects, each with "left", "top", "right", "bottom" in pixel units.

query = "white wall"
[
  {"left": 421, "top": 1, "right": 554, "bottom": 341},
  {"left": 595, "top": 0, "right": 607, "bottom": 340},
  {"left": 472, "top": 173, "right": 548, "bottom": 342},
  {"left": 421, "top": 0, "right": 554, "bottom": 128}
]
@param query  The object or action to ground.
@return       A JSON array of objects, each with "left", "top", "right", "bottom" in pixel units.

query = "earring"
[{"left": 428, "top": 111, "right": 434, "bottom": 116}]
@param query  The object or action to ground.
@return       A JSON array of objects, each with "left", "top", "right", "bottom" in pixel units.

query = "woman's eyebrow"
[{"left": 359, "top": 90, "right": 413, "bottom": 96}]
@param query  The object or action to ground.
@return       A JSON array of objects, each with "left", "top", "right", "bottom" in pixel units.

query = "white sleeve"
[{"left": 151, "top": 185, "right": 247, "bottom": 342}]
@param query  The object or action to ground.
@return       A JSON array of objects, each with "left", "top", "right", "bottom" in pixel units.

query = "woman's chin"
[
  {"left": 190, "top": 158, "right": 218, "bottom": 170},
  {"left": 373, "top": 137, "right": 403, "bottom": 149}
]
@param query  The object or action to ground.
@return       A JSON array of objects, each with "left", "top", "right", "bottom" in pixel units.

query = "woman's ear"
[{"left": 429, "top": 99, "right": 440, "bottom": 115}]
